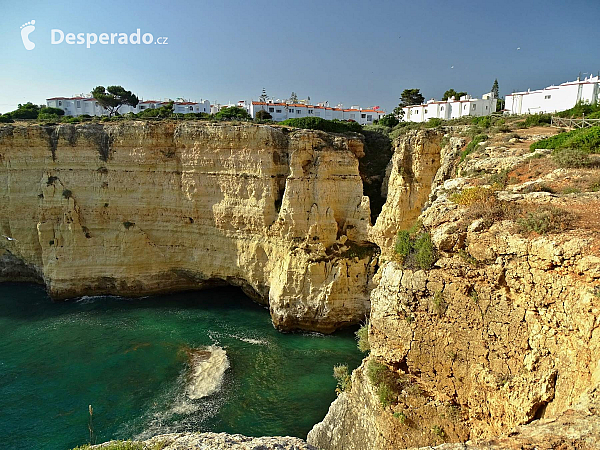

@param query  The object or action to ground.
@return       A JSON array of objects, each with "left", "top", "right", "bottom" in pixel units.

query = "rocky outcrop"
[
  {"left": 310, "top": 129, "right": 600, "bottom": 449},
  {"left": 0, "top": 122, "right": 376, "bottom": 332},
  {"left": 94, "top": 432, "right": 317, "bottom": 449},
  {"left": 370, "top": 129, "right": 443, "bottom": 251}
]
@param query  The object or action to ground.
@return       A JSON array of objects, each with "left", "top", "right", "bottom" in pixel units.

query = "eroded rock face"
[
  {"left": 0, "top": 122, "right": 376, "bottom": 332},
  {"left": 309, "top": 129, "right": 600, "bottom": 449},
  {"left": 371, "top": 129, "right": 444, "bottom": 251}
]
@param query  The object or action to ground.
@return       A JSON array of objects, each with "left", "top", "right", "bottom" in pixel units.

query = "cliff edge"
[{"left": 0, "top": 121, "right": 377, "bottom": 332}]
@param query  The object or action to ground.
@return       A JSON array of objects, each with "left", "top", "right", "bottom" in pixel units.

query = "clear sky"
[{"left": 1, "top": 0, "right": 599, "bottom": 114}]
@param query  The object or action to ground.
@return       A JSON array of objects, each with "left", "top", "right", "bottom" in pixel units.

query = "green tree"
[
  {"left": 9, "top": 102, "right": 41, "bottom": 119},
  {"left": 399, "top": 89, "right": 425, "bottom": 107},
  {"left": 491, "top": 79, "right": 499, "bottom": 99},
  {"left": 379, "top": 113, "right": 399, "bottom": 127},
  {"left": 215, "top": 106, "right": 251, "bottom": 121},
  {"left": 255, "top": 109, "right": 272, "bottom": 120},
  {"left": 259, "top": 88, "right": 268, "bottom": 103},
  {"left": 442, "top": 89, "right": 467, "bottom": 101},
  {"left": 91, "top": 85, "right": 139, "bottom": 116},
  {"left": 289, "top": 92, "right": 298, "bottom": 103}
]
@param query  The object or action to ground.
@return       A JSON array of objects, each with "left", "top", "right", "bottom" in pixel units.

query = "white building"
[
  {"left": 46, "top": 96, "right": 211, "bottom": 116},
  {"left": 505, "top": 75, "right": 600, "bottom": 115},
  {"left": 402, "top": 93, "right": 497, "bottom": 123},
  {"left": 250, "top": 101, "right": 386, "bottom": 125}
]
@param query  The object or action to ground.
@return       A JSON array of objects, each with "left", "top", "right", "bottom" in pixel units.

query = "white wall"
[{"left": 506, "top": 76, "right": 600, "bottom": 115}]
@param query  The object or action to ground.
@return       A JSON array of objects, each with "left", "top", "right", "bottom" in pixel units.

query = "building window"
[
  {"left": 464, "top": 105, "right": 467, "bottom": 110},
  {"left": 58, "top": 101, "right": 62, "bottom": 106},
  {"left": 473, "top": 104, "right": 476, "bottom": 110},
  {"left": 350, "top": 113, "right": 355, "bottom": 119},
  {"left": 189, "top": 106, "right": 194, "bottom": 111},
  {"left": 140, "top": 106, "right": 146, "bottom": 110},
  {"left": 276, "top": 109, "right": 282, "bottom": 113},
  {"left": 289, "top": 109, "right": 294, "bottom": 113},
  {"left": 424, "top": 109, "right": 428, "bottom": 114},
  {"left": 76, "top": 100, "right": 81, "bottom": 108},
  {"left": 269, "top": 107, "right": 274, "bottom": 113},
  {"left": 545, "top": 95, "right": 551, "bottom": 99},
  {"left": 367, "top": 115, "right": 372, "bottom": 121},
  {"left": 361, "top": 114, "right": 366, "bottom": 118},
  {"left": 297, "top": 110, "right": 301, "bottom": 114},
  {"left": 485, "top": 106, "right": 488, "bottom": 110},
  {"left": 308, "top": 110, "right": 313, "bottom": 114},
  {"left": 441, "top": 106, "right": 444, "bottom": 111}
]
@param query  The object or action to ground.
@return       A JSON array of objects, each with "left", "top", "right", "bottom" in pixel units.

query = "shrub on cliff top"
[
  {"left": 450, "top": 186, "right": 495, "bottom": 206},
  {"left": 280, "top": 116, "right": 362, "bottom": 134},
  {"left": 517, "top": 206, "right": 575, "bottom": 235},
  {"left": 460, "top": 134, "right": 488, "bottom": 162},
  {"left": 530, "top": 126, "right": 600, "bottom": 154},
  {"left": 552, "top": 148, "right": 591, "bottom": 168}
]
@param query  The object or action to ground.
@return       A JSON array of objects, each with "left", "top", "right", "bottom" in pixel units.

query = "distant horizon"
[{"left": 1, "top": 0, "right": 599, "bottom": 114}]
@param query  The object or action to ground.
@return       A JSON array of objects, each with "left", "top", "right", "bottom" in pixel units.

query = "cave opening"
[{"left": 357, "top": 129, "right": 394, "bottom": 224}]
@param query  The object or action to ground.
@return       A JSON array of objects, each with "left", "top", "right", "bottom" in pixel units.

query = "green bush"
[
  {"left": 39, "top": 106, "right": 65, "bottom": 116},
  {"left": 424, "top": 118, "right": 443, "bottom": 128},
  {"left": 471, "top": 116, "right": 491, "bottom": 128},
  {"left": 333, "top": 364, "right": 352, "bottom": 393},
  {"left": 255, "top": 109, "right": 272, "bottom": 120},
  {"left": 522, "top": 114, "right": 552, "bottom": 127},
  {"left": 0, "top": 114, "right": 14, "bottom": 123},
  {"left": 556, "top": 101, "right": 600, "bottom": 118},
  {"left": 356, "top": 322, "right": 370, "bottom": 352},
  {"left": 414, "top": 233, "right": 435, "bottom": 270},
  {"left": 531, "top": 126, "right": 600, "bottom": 154},
  {"left": 460, "top": 134, "right": 488, "bottom": 162},
  {"left": 517, "top": 206, "right": 574, "bottom": 234},
  {"left": 432, "top": 291, "right": 446, "bottom": 316},
  {"left": 280, "top": 116, "right": 362, "bottom": 133},
  {"left": 552, "top": 148, "right": 591, "bottom": 168},
  {"left": 379, "top": 113, "right": 399, "bottom": 128},
  {"left": 377, "top": 383, "right": 396, "bottom": 408},
  {"left": 394, "top": 224, "right": 436, "bottom": 270},
  {"left": 367, "top": 360, "right": 388, "bottom": 385},
  {"left": 394, "top": 230, "right": 412, "bottom": 259},
  {"left": 363, "top": 124, "right": 391, "bottom": 136},
  {"left": 393, "top": 411, "right": 407, "bottom": 423},
  {"left": 366, "top": 360, "right": 404, "bottom": 408},
  {"left": 9, "top": 102, "right": 41, "bottom": 119}
]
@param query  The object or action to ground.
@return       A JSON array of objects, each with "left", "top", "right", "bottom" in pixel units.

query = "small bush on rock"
[
  {"left": 517, "top": 206, "right": 575, "bottom": 234},
  {"left": 333, "top": 364, "right": 352, "bottom": 394},
  {"left": 356, "top": 322, "right": 370, "bottom": 353}
]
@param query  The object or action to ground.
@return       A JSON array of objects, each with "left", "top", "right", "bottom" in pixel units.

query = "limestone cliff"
[
  {"left": 309, "top": 128, "right": 600, "bottom": 449},
  {"left": 0, "top": 122, "right": 376, "bottom": 332}
]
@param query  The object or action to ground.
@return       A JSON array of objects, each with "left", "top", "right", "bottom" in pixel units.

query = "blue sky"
[{"left": 0, "top": 0, "right": 599, "bottom": 114}]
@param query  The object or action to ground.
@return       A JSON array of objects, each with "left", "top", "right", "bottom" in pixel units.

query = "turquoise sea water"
[{"left": 0, "top": 283, "right": 364, "bottom": 450}]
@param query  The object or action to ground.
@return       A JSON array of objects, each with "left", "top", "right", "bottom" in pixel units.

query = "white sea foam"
[
  {"left": 128, "top": 345, "right": 229, "bottom": 440},
  {"left": 229, "top": 333, "right": 269, "bottom": 346},
  {"left": 185, "top": 345, "right": 230, "bottom": 399}
]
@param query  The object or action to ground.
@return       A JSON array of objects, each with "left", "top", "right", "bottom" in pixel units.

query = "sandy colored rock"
[{"left": 0, "top": 122, "right": 376, "bottom": 332}]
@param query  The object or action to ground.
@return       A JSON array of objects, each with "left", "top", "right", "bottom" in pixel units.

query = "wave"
[
  {"left": 127, "top": 345, "right": 230, "bottom": 440},
  {"left": 185, "top": 345, "right": 230, "bottom": 399}
]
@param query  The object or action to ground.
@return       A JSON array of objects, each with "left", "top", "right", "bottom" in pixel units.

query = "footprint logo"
[{"left": 20, "top": 20, "right": 36, "bottom": 50}]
